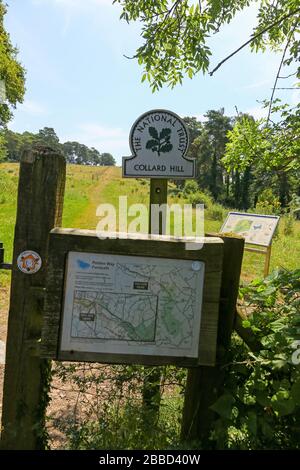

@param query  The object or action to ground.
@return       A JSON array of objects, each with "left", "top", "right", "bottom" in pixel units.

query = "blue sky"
[{"left": 5, "top": 0, "right": 299, "bottom": 164}]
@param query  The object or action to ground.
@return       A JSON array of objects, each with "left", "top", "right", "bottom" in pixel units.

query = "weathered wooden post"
[
  {"left": 0, "top": 146, "right": 66, "bottom": 450},
  {"left": 181, "top": 233, "right": 244, "bottom": 443},
  {"left": 142, "top": 178, "right": 168, "bottom": 411}
]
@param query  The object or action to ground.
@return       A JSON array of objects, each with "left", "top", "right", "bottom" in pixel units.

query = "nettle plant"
[
  {"left": 146, "top": 127, "right": 173, "bottom": 156},
  {"left": 210, "top": 269, "right": 300, "bottom": 449}
]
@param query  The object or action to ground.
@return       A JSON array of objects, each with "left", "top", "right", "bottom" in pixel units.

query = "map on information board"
[
  {"left": 221, "top": 212, "right": 280, "bottom": 247},
  {"left": 60, "top": 252, "right": 204, "bottom": 359}
]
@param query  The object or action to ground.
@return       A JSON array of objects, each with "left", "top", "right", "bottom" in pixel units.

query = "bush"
[
  {"left": 183, "top": 180, "right": 198, "bottom": 196},
  {"left": 210, "top": 269, "right": 300, "bottom": 450},
  {"left": 283, "top": 215, "right": 294, "bottom": 236},
  {"left": 207, "top": 204, "right": 226, "bottom": 221},
  {"left": 186, "top": 191, "right": 213, "bottom": 208},
  {"left": 255, "top": 189, "right": 281, "bottom": 215}
]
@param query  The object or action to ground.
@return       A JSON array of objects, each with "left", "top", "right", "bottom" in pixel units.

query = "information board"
[
  {"left": 221, "top": 212, "right": 279, "bottom": 247},
  {"left": 41, "top": 229, "right": 224, "bottom": 366},
  {"left": 60, "top": 252, "right": 205, "bottom": 359}
]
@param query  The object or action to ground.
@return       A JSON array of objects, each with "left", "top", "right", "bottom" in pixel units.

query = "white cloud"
[
  {"left": 245, "top": 106, "right": 267, "bottom": 120},
  {"left": 193, "top": 114, "right": 208, "bottom": 122},
  {"left": 20, "top": 99, "right": 46, "bottom": 116},
  {"left": 79, "top": 123, "right": 126, "bottom": 139},
  {"left": 180, "top": 113, "right": 207, "bottom": 122},
  {"left": 31, "top": 0, "right": 134, "bottom": 52},
  {"left": 242, "top": 79, "right": 272, "bottom": 91},
  {"left": 291, "top": 87, "right": 300, "bottom": 106},
  {"left": 59, "top": 122, "right": 130, "bottom": 163},
  {"left": 32, "top": 0, "right": 112, "bottom": 7}
]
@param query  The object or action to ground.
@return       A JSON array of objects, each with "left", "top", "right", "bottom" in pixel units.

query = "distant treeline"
[{"left": 0, "top": 127, "right": 116, "bottom": 166}]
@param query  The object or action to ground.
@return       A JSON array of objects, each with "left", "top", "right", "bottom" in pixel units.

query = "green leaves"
[
  {"left": 210, "top": 393, "right": 235, "bottom": 420},
  {"left": 145, "top": 127, "right": 173, "bottom": 156},
  {"left": 115, "top": 1, "right": 300, "bottom": 91},
  {"left": 223, "top": 102, "right": 300, "bottom": 175},
  {"left": 271, "top": 391, "right": 295, "bottom": 417},
  {"left": 217, "top": 268, "right": 300, "bottom": 448},
  {"left": 0, "top": 1, "right": 25, "bottom": 126}
]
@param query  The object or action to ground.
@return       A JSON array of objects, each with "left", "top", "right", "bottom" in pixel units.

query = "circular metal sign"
[
  {"left": 17, "top": 250, "right": 42, "bottom": 274},
  {"left": 192, "top": 261, "right": 202, "bottom": 272},
  {"left": 123, "top": 109, "right": 195, "bottom": 179}
]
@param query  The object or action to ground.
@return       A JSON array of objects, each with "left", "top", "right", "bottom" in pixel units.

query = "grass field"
[
  {"left": 1, "top": 162, "right": 300, "bottom": 449},
  {"left": 1, "top": 162, "right": 300, "bottom": 287}
]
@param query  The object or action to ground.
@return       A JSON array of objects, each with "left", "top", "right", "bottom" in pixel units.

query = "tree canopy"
[
  {"left": 3, "top": 127, "right": 116, "bottom": 167},
  {"left": 114, "top": 0, "right": 300, "bottom": 91},
  {"left": 0, "top": 0, "right": 25, "bottom": 126}
]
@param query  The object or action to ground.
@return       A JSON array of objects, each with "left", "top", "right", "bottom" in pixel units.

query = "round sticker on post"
[
  {"left": 192, "top": 261, "right": 202, "bottom": 272},
  {"left": 17, "top": 250, "right": 42, "bottom": 274}
]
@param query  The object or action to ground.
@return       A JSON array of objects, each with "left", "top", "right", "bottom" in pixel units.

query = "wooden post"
[
  {"left": 149, "top": 179, "right": 168, "bottom": 234},
  {"left": 142, "top": 178, "right": 168, "bottom": 411},
  {"left": 181, "top": 234, "right": 244, "bottom": 443},
  {"left": 0, "top": 147, "right": 66, "bottom": 450},
  {"left": 264, "top": 244, "right": 272, "bottom": 277},
  {"left": 244, "top": 244, "right": 272, "bottom": 278}
]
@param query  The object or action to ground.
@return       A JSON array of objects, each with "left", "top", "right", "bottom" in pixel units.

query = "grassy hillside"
[{"left": 0, "top": 162, "right": 300, "bottom": 287}]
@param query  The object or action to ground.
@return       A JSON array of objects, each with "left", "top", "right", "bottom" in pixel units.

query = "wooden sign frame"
[
  {"left": 221, "top": 212, "right": 279, "bottom": 247},
  {"left": 41, "top": 229, "right": 224, "bottom": 367},
  {"left": 221, "top": 212, "right": 280, "bottom": 277}
]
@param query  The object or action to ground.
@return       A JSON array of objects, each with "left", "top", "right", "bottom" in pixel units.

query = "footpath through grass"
[{"left": 1, "top": 163, "right": 300, "bottom": 286}]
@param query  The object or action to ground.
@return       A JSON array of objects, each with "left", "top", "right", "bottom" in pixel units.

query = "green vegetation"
[
  {"left": 2, "top": 127, "right": 116, "bottom": 166},
  {"left": 114, "top": 0, "right": 299, "bottom": 91},
  {"left": 1, "top": 163, "right": 300, "bottom": 287},
  {"left": 50, "top": 362, "right": 184, "bottom": 450},
  {"left": 211, "top": 269, "right": 300, "bottom": 449},
  {"left": 48, "top": 269, "right": 300, "bottom": 450},
  {"left": 1, "top": 163, "right": 300, "bottom": 449},
  {"left": 0, "top": 0, "right": 25, "bottom": 129}
]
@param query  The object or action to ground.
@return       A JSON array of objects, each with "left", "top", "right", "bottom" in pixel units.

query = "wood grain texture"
[
  {"left": 41, "top": 230, "right": 223, "bottom": 366},
  {"left": 181, "top": 233, "right": 244, "bottom": 442},
  {"left": 1, "top": 147, "right": 66, "bottom": 450}
]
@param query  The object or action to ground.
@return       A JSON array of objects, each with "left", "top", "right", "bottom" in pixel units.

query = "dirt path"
[{"left": 70, "top": 166, "right": 120, "bottom": 229}]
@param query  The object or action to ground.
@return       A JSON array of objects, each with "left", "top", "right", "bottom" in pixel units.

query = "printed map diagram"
[
  {"left": 221, "top": 212, "right": 279, "bottom": 246},
  {"left": 61, "top": 253, "right": 205, "bottom": 358},
  {"left": 72, "top": 290, "right": 157, "bottom": 342}
]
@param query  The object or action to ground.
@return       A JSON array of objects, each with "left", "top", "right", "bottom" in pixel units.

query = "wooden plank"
[
  {"left": 264, "top": 244, "right": 272, "bottom": 277},
  {"left": 40, "top": 230, "right": 223, "bottom": 367},
  {"left": 181, "top": 233, "right": 244, "bottom": 442},
  {"left": 0, "top": 147, "right": 66, "bottom": 450},
  {"left": 245, "top": 246, "right": 267, "bottom": 254}
]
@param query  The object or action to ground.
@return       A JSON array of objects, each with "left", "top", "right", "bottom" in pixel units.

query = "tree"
[
  {"left": 183, "top": 116, "right": 203, "bottom": 151},
  {"left": 0, "top": 131, "right": 6, "bottom": 161},
  {"left": 100, "top": 153, "right": 116, "bottom": 166},
  {"left": 0, "top": 0, "right": 25, "bottom": 126},
  {"left": 114, "top": 0, "right": 300, "bottom": 92},
  {"left": 185, "top": 110, "right": 232, "bottom": 202},
  {"left": 223, "top": 102, "right": 300, "bottom": 207},
  {"left": 37, "top": 127, "right": 60, "bottom": 151}
]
